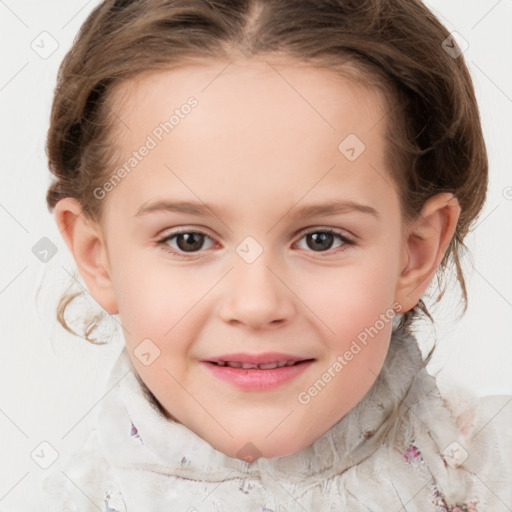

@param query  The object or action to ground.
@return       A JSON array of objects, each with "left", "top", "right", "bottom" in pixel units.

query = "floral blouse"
[{"left": 24, "top": 327, "right": 512, "bottom": 511}]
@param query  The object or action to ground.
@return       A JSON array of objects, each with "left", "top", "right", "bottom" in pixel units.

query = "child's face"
[{"left": 93, "top": 57, "right": 410, "bottom": 460}]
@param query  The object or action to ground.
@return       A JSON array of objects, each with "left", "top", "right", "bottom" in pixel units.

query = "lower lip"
[{"left": 202, "top": 360, "right": 313, "bottom": 390}]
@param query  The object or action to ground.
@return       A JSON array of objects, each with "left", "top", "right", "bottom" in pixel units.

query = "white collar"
[{"left": 95, "top": 326, "right": 435, "bottom": 483}]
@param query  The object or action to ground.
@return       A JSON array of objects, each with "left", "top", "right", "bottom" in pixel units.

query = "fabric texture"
[{"left": 27, "top": 327, "right": 512, "bottom": 511}]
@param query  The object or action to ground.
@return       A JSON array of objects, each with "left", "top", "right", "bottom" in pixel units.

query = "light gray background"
[{"left": 1, "top": 0, "right": 511, "bottom": 508}]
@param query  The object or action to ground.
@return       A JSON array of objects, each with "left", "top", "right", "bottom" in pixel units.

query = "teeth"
[
  {"left": 241, "top": 362, "right": 259, "bottom": 369},
  {"left": 258, "top": 362, "right": 279, "bottom": 370},
  {"left": 215, "top": 360, "right": 299, "bottom": 369}
]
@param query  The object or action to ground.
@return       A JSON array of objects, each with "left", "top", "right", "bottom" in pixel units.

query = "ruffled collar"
[{"left": 96, "top": 324, "right": 432, "bottom": 484}]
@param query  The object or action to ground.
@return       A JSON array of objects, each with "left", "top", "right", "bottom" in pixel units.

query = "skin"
[{"left": 54, "top": 55, "right": 460, "bottom": 460}]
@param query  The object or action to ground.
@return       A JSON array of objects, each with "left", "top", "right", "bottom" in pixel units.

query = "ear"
[
  {"left": 54, "top": 197, "right": 119, "bottom": 314},
  {"left": 394, "top": 192, "right": 461, "bottom": 313}
]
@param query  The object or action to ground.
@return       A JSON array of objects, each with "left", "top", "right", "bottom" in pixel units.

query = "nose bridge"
[{"left": 218, "top": 240, "right": 295, "bottom": 328}]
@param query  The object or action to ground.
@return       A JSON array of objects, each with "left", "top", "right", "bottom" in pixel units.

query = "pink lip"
[
  {"left": 204, "top": 352, "right": 308, "bottom": 365},
  {"left": 201, "top": 353, "right": 315, "bottom": 391}
]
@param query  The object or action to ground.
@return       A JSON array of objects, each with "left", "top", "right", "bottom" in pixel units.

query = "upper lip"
[{"left": 204, "top": 352, "right": 314, "bottom": 364}]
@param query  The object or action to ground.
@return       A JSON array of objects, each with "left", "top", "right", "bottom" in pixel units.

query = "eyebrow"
[{"left": 135, "top": 199, "right": 380, "bottom": 220}]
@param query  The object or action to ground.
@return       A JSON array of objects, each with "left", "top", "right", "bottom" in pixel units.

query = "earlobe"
[
  {"left": 394, "top": 193, "right": 461, "bottom": 313},
  {"left": 54, "top": 197, "right": 119, "bottom": 314}
]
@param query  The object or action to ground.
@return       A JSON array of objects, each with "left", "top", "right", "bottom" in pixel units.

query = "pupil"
[
  {"left": 177, "top": 233, "right": 204, "bottom": 252},
  {"left": 307, "top": 232, "right": 333, "bottom": 251}
]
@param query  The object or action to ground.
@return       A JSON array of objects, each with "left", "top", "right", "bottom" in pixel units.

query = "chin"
[{"left": 209, "top": 430, "right": 313, "bottom": 462}]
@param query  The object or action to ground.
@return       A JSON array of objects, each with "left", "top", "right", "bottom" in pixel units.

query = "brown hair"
[{"left": 46, "top": 0, "right": 488, "bottom": 344}]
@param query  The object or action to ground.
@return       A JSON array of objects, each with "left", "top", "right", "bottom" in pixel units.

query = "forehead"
[
  {"left": 102, "top": 57, "right": 395, "bottom": 221},
  {"left": 110, "top": 56, "right": 388, "bottom": 143}
]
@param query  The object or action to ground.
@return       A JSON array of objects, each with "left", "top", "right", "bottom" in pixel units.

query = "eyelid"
[
  {"left": 157, "top": 225, "right": 356, "bottom": 242},
  {"left": 294, "top": 225, "right": 355, "bottom": 242},
  {"left": 158, "top": 226, "right": 213, "bottom": 239}
]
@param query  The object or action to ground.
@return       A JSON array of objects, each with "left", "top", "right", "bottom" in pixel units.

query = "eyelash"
[{"left": 154, "top": 227, "right": 356, "bottom": 259}]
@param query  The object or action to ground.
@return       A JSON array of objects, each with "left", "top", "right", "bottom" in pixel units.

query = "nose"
[{"left": 218, "top": 254, "right": 296, "bottom": 330}]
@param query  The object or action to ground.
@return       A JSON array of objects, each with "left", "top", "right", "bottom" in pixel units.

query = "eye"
[
  {"left": 155, "top": 227, "right": 355, "bottom": 259},
  {"left": 155, "top": 229, "right": 215, "bottom": 257},
  {"left": 294, "top": 228, "right": 355, "bottom": 255}
]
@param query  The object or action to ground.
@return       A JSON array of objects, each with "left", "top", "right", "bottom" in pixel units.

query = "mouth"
[
  {"left": 201, "top": 353, "right": 315, "bottom": 390},
  {"left": 204, "top": 352, "right": 314, "bottom": 368},
  {"left": 207, "top": 360, "right": 312, "bottom": 370}
]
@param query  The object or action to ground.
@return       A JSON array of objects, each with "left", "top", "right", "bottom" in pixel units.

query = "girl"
[{"left": 31, "top": 0, "right": 512, "bottom": 510}]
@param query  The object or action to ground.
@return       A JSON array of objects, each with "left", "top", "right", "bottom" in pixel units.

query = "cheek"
[
  {"left": 294, "top": 254, "right": 398, "bottom": 336},
  {"left": 109, "top": 251, "right": 182, "bottom": 335},
  {"left": 111, "top": 253, "right": 212, "bottom": 354}
]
